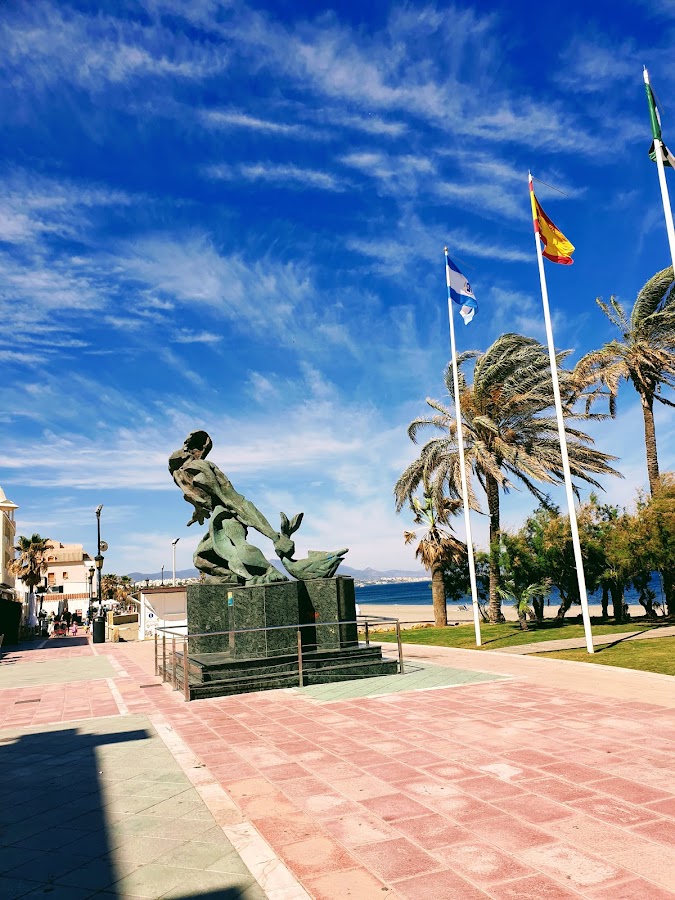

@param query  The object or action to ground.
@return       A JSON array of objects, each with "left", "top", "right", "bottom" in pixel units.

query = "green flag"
[{"left": 645, "top": 79, "right": 675, "bottom": 168}]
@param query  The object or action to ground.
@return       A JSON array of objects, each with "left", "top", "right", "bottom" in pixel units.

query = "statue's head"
[{"left": 183, "top": 430, "right": 213, "bottom": 460}]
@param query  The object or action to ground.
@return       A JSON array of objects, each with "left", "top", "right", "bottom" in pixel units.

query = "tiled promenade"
[{"left": 0, "top": 634, "right": 674, "bottom": 899}]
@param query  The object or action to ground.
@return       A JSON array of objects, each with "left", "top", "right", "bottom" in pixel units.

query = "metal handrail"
[
  {"left": 154, "top": 613, "right": 404, "bottom": 701},
  {"left": 154, "top": 615, "right": 400, "bottom": 640}
]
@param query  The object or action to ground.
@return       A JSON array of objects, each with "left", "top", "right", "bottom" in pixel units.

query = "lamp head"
[
  {"left": 95, "top": 554, "right": 104, "bottom": 570},
  {"left": 95, "top": 504, "right": 103, "bottom": 516},
  {"left": 172, "top": 537, "right": 180, "bottom": 546}
]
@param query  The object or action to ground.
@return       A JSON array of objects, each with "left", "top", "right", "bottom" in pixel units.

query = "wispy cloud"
[
  {"left": 1, "top": 2, "right": 226, "bottom": 96},
  {"left": 172, "top": 330, "right": 221, "bottom": 344},
  {"left": 206, "top": 162, "right": 346, "bottom": 191},
  {"left": 200, "top": 109, "right": 311, "bottom": 136}
]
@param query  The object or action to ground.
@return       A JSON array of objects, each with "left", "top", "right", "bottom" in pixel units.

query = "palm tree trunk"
[
  {"left": 610, "top": 581, "right": 623, "bottom": 623},
  {"left": 640, "top": 393, "right": 673, "bottom": 612},
  {"left": 486, "top": 474, "right": 505, "bottom": 623},
  {"left": 641, "top": 393, "right": 660, "bottom": 495},
  {"left": 430, "top": 563, "right": 447, "bottom": 627}
]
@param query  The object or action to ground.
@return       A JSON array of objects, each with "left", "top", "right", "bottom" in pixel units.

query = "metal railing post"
[
  {"left": 162, "top": 633, "right": 167, "bottom": 682},
  {"left": 297, "top": 628, "right": 303, "bottom": 687},
  {"left": 154, "top": 632, "right": 158, "bottom": 676},
  {"left": 396, "top": 621, "right": 404, "bottom": 675},
  {"left": 364, "top": 620, "right": 370, "bottom": 647},
  {"left": 172, "top": 636, "right": 177, "bottom": 689},
  {"left": 183, "top": 638, "right": 190, "bottom": 701}
]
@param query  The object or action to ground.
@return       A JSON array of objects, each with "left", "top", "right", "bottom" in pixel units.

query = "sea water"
[{"left": 355, "top": 574, "right": 665, "bottom": 609}]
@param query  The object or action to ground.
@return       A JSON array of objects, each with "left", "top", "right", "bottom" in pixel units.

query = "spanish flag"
[{"left": 529, "top": 176, "right": 575, "bottom": 265}]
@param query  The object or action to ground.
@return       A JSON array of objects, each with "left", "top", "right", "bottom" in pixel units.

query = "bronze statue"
[{"left": 169, "top": 431, "right": 348, "bottom": 584}]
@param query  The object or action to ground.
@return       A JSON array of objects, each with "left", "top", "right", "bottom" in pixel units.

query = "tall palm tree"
[
  {"left": 574, "top": 266, "right": 675, "bottom": 495},
  {"left": 9, "top": 534, "right": 50, "bottom": 619},
  {"left": 398, "top": 493, "right": 466, "bottom": 627},
  {"left": 396, "top": 334, "right": 620, "bottom": 623}
]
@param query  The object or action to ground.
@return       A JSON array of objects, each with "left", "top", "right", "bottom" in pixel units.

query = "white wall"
[{"left": 139, "top": 587, "right": 187, "bottom": 641}]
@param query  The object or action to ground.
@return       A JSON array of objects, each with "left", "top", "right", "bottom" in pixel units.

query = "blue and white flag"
[{"left": 445, "top": 254, "right": 478, "bottom": 324}]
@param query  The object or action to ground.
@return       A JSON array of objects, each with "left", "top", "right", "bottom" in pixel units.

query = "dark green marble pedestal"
[
  {"left": 176, "top": 576, "right": 396, "bottom": 698},
  {"left": 187, "top": 575, "right": 357, "bottom": 656}
]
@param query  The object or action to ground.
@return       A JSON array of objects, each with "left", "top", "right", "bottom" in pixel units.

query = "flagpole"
[
  {"left": 644, "top": 67, "right": 675, "bottom": 272},
  {"left": 444, "top": 248, "right": 481, "bottom": 647},
  {"left": 528, "top": 175, "right": 595, "bottom": 655}
]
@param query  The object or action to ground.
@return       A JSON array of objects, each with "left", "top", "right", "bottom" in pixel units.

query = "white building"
[
  {"left": 39, "top": 540, "right": 95, "bottom": 618},
  {"left": 0, "top": 486, "right": 19, "bottom": 602}
]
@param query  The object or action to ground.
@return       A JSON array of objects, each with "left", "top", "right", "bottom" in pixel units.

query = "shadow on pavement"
[{"left": 0, "top": 725, "right": 149, "bottom": 897}]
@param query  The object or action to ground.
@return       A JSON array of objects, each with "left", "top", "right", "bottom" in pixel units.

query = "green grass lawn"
[
  {"left": 538, "top": 636, "right": 675, "bottom": 676},
  {"left": 374, "top": 619, "right": 666, "bottom": 651}
]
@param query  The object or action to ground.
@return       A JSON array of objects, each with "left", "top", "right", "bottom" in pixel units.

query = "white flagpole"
[
  {"left": 644, "top": 67, "right": 675, "bottom": 272},
  {"left": 444, "top": 248, "right": 482, "bottom": 647},
  {"left": 528, "top": 175, "right": 594, "bottom": 654}
]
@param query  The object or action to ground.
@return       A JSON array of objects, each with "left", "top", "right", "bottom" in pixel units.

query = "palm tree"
[
  {"left": 9, "top": 534, "right": 50, "bottom": 620},
  {"left": 574, "top": 266, "right": 675, "bottom": 495},
  {"left": 397, "top": 492, "right": 466, "bottom": 627},
  {"left": 396, "top": 334, "right": 620, "bottom": 623},
  {"left": 497, "top": 578, "right": 552, "bottom": 631}
]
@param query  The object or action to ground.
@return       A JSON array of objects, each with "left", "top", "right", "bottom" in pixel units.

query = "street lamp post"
[
  {"left": 95, "top": 505, "right": 104, "bottom": 610},
  {"left": 88, "top": 566, "right": 95, "bottom": 621},
  {"left": 161, "top": 565, "right": 164, "bottom": 586},
  {"left": 171, "top": 538, "right": 180, "bottom": 586},
  {"left": 95, "top": 554, "right": 104, "bottom": 613}
]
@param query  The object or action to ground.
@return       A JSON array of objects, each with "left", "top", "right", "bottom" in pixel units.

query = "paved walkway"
[
  {"left": 498, "top": 624, "right": 675, "bottom": 655},
  {"left": 1, "top": 635, "right": 674, "bottom": 899}
]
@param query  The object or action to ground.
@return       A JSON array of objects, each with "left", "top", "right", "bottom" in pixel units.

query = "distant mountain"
[
  {"left": 127, "top": 568, "right": 198, "bottom": 582},
  {"left": 127, "top": 563, "right": 425, "bottom": 583}
]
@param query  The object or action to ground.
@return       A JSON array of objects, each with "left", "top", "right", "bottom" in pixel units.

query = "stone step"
[
  {"left": 191, "top": 645, "right": 390, "bottom": 683},
  {"left": 187, "top": 656, "right": 399, "bottom": 700}
]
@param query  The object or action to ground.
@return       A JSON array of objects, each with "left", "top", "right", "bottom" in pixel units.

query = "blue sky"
[{"left": 2, "top": 0, "right": 674, "bottom": 577}]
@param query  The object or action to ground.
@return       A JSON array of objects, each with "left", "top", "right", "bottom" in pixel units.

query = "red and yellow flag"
[{"left": 529, "top": 176, "right": 574, "bottom": 265}]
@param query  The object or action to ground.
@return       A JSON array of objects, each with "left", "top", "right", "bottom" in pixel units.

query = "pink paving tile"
[
  {"left": 260, "top": 762, "right": 310, "bottom": 781},
  {"left": 322, "top": 810, "right": 400, "bottom": 846},
  {"left": 310, "top": 761, "right": 364, "bottom": 781},
  {"left": 394, "top": 868, "right": 490, "bottom": 899},
  {"left": 363, "top": 793, "right": 435, "bottom": 822},
  {"left": 455, "top": 776, "right": 527, "bottom": 801},
  {"left": 433, "top": 840, "right": 536, "bottom": 885},
  {"left": 299, "top": 793, "right": 361, "bottom": 819},
  {"left": 276, "top": 834, "right": 357, "bottom": 879},
  {"left": 357, "top": 836, "right": 441, "bottom": 881},
  {"left": 538, "top": 761, "right": 606, "bottom": 783},
  {"left": 304, "top": 866, "right": 391, "bottom": 900},
  {"left": 646, "top": 795, "right": 675, "bottom": 818},
  {"left": 631, "top": 817, "right": 675, "bottom": 847},
  {"left": 391, "top": 749, "right": 448, "bottom": 767},
  {"left": 519, "top": 842, "right": 627, "bottom": 891},
  {"left": 279, "top": 775, "right": 336, "bottom": 800},
  {"left": 330, "top": 774, "right": 399, "bottom": 801},
  {"left": 490, "top": 793, "right": 574, "bottom": 825},
  {"left": 486, "top": 874, "right": 581, "bottom": 899},
  {"left": 570, "top": 795, "right": 663, "bottom": 828},
  {"left": 421, "top": 762, "right": 479, "bottom": 781},
  {"left": 469, "top": 814, "right": 554, "bottom": 851},
  {"left": 501, "top": 747, "right": 557, "bottom": 768},
  {"left": 430, "top": 794, "right": 501, "bottom": 825},
  {"left": 342, "top": 749, "right": 394, "bottom": 768},
  {"left": 251, "top": 811, "right": 322, "bottom": 845},
  {"left": 393, "top": 814, "right": 473, "bottom": 850},
  {"left": 586, "top": 877, "right": 675, "bottom": 899},
  {"left": 526, "top": 776, "right": 598, "bottom": 803},
  {"left": 360, "top": 761, "right": 424, "bottom": 782},
  {"left": 591, "top": 775, "right": 672, "bottom": 805},
  {"left": 398, "top": 777, "right": 464, "bottom": 804}
]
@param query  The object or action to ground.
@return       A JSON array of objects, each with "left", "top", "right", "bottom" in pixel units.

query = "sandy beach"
[{"left": 360, "top": 602, "right": 648, "bottom": 626}]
